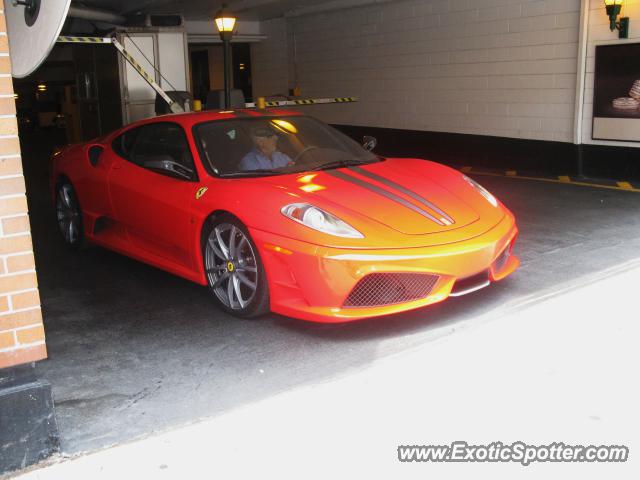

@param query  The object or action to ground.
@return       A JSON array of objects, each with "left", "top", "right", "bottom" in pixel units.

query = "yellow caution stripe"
[
  {"left": 121, "top": 51, "right": 154, "bottom": 83},
  {"left": 460, "top": 167, "right": 640, "bottom": 193},
  {"left": 57, "top": 36, "right": 112, "bottom": 44},
  {"left": 245, "top": 97, "right": 358, "bottom": 108}
]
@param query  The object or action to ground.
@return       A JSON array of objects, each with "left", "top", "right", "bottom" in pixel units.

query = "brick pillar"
[
  {"left": 0, "top": 7, "right": 58, "bottom": 475},
  {"left": 0, "top": 7, "right": 47, "bottom": 369}
]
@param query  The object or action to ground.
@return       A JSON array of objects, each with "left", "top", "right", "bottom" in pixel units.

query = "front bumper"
[{"left": 250, "top": 214, "right": 519, "bottom": 323}]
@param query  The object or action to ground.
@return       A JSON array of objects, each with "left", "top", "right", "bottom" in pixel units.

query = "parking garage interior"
[{"left": 1, "top": 0, "right": 639, "bottom": 477}]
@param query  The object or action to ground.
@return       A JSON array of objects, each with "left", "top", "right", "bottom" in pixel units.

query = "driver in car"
[{"left": 240, "top": 126, "right": 293, "bottom": 171}]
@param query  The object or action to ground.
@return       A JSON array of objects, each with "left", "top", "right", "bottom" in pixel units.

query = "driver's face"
[{"left": 253, "top": 135, "right": 278, "bottom": 157}]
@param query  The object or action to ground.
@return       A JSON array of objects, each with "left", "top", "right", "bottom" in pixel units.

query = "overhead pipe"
[{"left": 67, "top": 5, "right": 126, "bottom": 25}]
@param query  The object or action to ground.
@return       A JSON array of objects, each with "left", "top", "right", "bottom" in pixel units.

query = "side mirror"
[
  {"left": 362, "top": 135, "right": 377, "bottom": 152},
  {"left": 144, "top": 157, "right": 194, "bottom": 180}
]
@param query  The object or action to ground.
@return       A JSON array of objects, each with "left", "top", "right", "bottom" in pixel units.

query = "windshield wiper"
[
  {"left": 309, "top": 159, "right": 377, "bottom": 172},
  {"left": 219, "top": 169, "right": 285, "bottom": 178}
]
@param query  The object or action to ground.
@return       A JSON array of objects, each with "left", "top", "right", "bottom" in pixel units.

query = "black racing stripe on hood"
[
  {"left": 325, "top": 170, "right": 446, "bottom": 226},
  {"left": 348, "top": 166, "right": 455, "bottom": 225}
]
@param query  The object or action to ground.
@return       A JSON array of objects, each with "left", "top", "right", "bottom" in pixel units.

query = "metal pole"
[{"left": 223, "top": 38, "right": 231, "bottom": 109}]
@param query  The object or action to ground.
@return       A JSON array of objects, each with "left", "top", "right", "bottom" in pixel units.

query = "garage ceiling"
[{"left": 74, "top": 0, "right": 338, "bottom": 20}]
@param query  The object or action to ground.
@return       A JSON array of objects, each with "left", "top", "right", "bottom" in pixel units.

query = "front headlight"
[
  {"left": 463, "top": 175, "right": 498, "bottom": 208},
  {"left": 281, "top": 203, "right": 364, "bottom": 238}
]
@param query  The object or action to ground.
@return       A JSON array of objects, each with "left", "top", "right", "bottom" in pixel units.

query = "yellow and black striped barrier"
[
  {"left": 57, "top": 36, "right": 112, "bottom": 44},
  {"left": 245, "top": 97, "right": 358, "bottom": 108},
  {"left": 118, "top": 49, "right": 154, "bottom": 86},
  {"left": 462, "top": 166, "right": 640, "bottom": 193}
]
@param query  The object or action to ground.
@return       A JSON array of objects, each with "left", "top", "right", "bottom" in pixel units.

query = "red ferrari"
[{"left": 51, "top": 109, "right": 519, "bottom": 322}]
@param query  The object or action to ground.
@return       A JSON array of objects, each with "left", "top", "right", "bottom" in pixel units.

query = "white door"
[
  {"left": 158, "top": 32, "right": 188, "bottom": 91},
  {"left": 122, "top": 34, "right": 157, "bottom": 123}
]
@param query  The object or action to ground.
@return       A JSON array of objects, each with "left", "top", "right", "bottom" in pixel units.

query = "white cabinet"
[{"left": 119, "top": 30, "right": 190, "bottom": 124}]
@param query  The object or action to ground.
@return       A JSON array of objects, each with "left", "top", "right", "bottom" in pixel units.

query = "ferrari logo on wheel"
[
  {"left": 196, "top": 187, "right": 208, "bottom": 200},
  {"left": 227, "top": 262, "right": 235, "bottom": 272}
]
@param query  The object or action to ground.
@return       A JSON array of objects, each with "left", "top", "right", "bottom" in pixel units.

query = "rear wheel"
[
  {"left": 203, "top": 215, "right": 270, "bottom": 318},
  {"left": 55, "top": 181, "right": 84, "bottom": 249}
]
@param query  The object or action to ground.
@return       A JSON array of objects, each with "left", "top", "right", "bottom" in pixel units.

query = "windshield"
[{"left": 193, "top": 115, "right": 379, "bottom": 177}]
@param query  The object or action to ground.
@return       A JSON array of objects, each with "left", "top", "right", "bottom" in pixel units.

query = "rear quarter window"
[{"left": 112, "top": 128, "right": 139, "bottom": 160}]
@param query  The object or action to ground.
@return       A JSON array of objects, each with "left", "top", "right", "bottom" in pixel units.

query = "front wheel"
[
  {"left": 55, "top": 181, "right": 84, "bottom": 249},
  {"left": 203, "top": 215, "right": 270, "bottom": 318}
]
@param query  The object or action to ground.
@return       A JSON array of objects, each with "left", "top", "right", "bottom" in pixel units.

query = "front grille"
[{"left": 343, "top": 273, "right": 439, "bottom": 308}]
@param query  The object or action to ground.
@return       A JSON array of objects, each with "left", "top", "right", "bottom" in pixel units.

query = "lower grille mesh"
[{"left": 343, "top": 273, "right": 439, "bottom": 308}]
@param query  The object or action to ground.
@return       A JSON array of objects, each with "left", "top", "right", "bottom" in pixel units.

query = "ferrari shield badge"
[{"left": 196, "top": 187, "right": 208, "bottom": 200}]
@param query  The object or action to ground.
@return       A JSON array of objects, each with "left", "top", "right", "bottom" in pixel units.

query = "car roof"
[{"left": 136, "top": 108, "right": 305, "bottom": 130}]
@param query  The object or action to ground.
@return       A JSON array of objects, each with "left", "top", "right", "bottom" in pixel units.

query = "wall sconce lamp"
[{"left": 605, "top": 0, "right": 629, "bottom": 39}]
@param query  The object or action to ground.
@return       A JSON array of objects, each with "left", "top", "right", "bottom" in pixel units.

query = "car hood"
[{"left": 258, "top": 159, "right": 481, "bottom": 235}]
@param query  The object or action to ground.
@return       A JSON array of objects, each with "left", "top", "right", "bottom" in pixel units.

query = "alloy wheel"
[
  {"left": 56, "top": 184, "right": 80, "bottom": 245},
  {"left": 205, "top": 222, "right": 259, "bottom": 310}
]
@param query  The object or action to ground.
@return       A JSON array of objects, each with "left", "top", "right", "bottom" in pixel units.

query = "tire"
[
  {"left": 202, "top": 214, "right": 270, "bottom": 318},
  {"left": 55, "top": 180, "right": 85, "bottom": 250}
]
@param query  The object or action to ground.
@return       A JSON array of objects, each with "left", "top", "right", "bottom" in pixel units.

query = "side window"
[
  {"left": 112, "top": 128, "right": 139, "bottom": 161},
  {"left": 132, "top": 123, "right": 196, "bottom": 180},
  {"left": 117, "top": 122, "right": 197, "bottom": 181}
]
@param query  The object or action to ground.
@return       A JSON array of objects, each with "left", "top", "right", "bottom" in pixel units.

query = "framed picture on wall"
[{"left": 593, "top": 43, "right": 640, "bottom": 142}]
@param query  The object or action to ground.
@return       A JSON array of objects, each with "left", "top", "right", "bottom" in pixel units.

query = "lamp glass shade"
[{"left": 215, "top": 15, "right": 236, "bottom": 33}]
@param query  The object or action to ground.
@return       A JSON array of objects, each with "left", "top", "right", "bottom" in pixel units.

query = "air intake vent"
[
  {"left": 149, "top": 14, "right": 183, "bottom": 27},
  {"left": 126, "top": 14, "right": 184, "bottom": 28},
  {"left": 493, "top": 246, "right": 511, "bottom": 273},
  {"left": 343, "top": 273, "right": 439, "bottom": 308}
]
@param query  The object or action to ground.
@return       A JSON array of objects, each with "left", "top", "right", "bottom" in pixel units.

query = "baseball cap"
[{"left": 251, "top": 125, "right": 277, "bottom": 138}]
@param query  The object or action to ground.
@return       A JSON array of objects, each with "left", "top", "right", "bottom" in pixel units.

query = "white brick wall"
[
  {"left": 252, "top": 0, "right": 581, "bottom": 143},
  {"left": 251, "top": 18, "right": 290, "bottom": 98},
  {"left": 581, "top": 0, "right": 640, "bottom": 147}
]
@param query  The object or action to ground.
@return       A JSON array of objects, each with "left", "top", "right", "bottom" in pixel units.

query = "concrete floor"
[
  {"left": 20, "top": 130, "right": 640, "bottom": 455},
  {"left": 15, "top": 260, "right": 640, "bottom": 479}
]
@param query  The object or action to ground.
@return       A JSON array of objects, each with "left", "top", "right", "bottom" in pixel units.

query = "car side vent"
[
  {"left": 88, "top": 145, "right": 104, "bottom": 167},
  {"left": 93, "top": 216, "right": 107, "bottom": 235}
]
